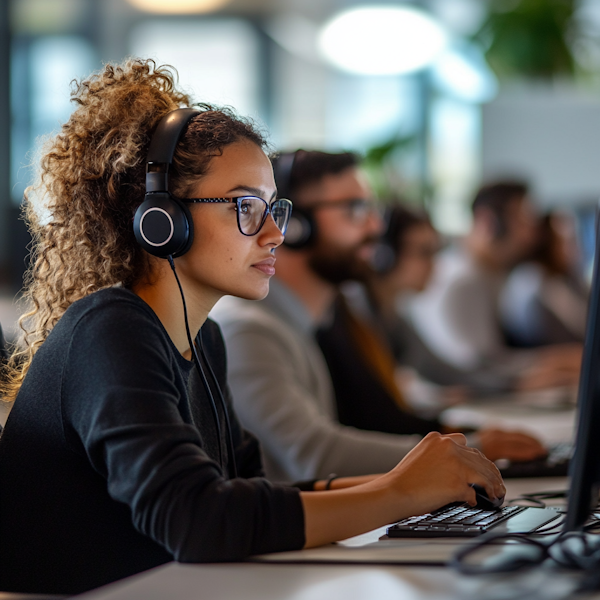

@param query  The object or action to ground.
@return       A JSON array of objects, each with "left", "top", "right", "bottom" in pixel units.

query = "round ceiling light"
[
  {"left": 127, "top": 0, "right": 230, "bottom": 14},
  {"left": 318, "top": 6, "right": 448, "bottom": 76}
]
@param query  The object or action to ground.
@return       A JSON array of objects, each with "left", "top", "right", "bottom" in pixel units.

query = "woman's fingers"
[
  {"left": 459, "top": 447, "right": 505, "bottom": 501},
  {"left": 391, "top": 432, "right": 506, "bottom": 515},
  {"left": 444, "top": 432, "right": 468, "bottom": 446}
]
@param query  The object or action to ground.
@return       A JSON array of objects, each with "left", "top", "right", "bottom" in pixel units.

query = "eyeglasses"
[
  {"left": 309, "top": 198, "right": 379, "bottom": 223},
  {"left": 178, "top": 196, "right": 293, "bottom": 237}
]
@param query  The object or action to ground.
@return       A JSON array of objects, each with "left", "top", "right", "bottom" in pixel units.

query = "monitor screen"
[{"left": 565, "top": 204, "right": 600, "bottom": 531}]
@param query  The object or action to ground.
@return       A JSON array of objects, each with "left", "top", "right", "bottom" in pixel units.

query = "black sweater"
[
  {"left": 317, "top": 296, "right": 442, "bottom": 436},
  {"left": 0, "top": 288, "right": 304, "bottom": 595}
]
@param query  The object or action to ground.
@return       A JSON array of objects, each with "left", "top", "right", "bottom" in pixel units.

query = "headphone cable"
[
  {"left": 197, "top": 332, "right": 238, "bottom": 479},
  {"left": 167, "top": 256, "right": 225, "bottom": 474}
]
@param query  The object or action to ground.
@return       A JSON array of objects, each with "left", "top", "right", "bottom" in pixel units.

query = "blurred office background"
[{"left": 2, "top": 0, "right": 600, "bottom": 338}]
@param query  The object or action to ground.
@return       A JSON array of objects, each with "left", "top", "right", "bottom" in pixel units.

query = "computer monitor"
[{"left": 565, "top": 203, "right": 600, "bottom": 531}]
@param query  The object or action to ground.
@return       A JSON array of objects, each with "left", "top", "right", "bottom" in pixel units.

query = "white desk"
[
  {"left": 75, "top": 561, "right": 587, "bottom": 600},
  {"left": 75, "top": 477, "right": 597, "bottom": 600},
  {"left": 441, "top": 390, "right": 577, "bottom": 446}
]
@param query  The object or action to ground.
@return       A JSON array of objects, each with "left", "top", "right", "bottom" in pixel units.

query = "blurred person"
[
  {"left": 316, "top": 204, "right": 547, "bottom": 453},
  {"left": 500, "top": 211, "right": 589, "bottom": 347},
  {"left": 212, "top": 153, "right": 546, "bottom": 485},
  {"left": 0, "top": 60, "right": 505, "bottom": 596},
  {"left": 318, "top": 205, "right": 515, "bottom": 425},
  {"left": 409, "top": 181, "right": 581, "bottom": 390}
]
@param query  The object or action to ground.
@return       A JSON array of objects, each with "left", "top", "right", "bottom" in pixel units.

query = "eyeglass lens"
[
  {"left": 270, "top": 199, "right": 292, "bottom": 235},
  {"left": 346, "top": 199, "right": 376, "bottom": 222},
  {"left": 237, "top": 197, "right": 292, "bottom": 236}
]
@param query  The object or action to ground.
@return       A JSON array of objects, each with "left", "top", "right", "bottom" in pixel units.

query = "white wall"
[{"left": 482, "top": 84, "right": 600, "bottom": 208}]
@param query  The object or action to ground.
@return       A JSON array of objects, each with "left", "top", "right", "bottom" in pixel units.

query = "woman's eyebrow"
[{"left": 227, "top": 186, "right": 276, "bottom": 201}]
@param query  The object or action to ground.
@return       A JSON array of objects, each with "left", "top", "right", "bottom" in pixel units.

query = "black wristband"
[{"left": 324, "top": 473, "right": 338, "bottom": 490}]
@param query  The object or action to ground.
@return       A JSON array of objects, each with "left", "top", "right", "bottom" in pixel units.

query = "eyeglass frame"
[
  {"left": 304, "top": 198, "right": 380, "bottom": 222},
  {"left": 176, "top": 196, "right": 293, "bottom": 237}
]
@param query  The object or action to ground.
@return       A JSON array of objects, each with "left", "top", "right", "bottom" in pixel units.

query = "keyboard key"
[{"left": 387, "top": 502, "right": 529, "bottom": 538}]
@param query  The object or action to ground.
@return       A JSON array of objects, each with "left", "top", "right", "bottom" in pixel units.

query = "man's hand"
[
  {"left": 517, "top": 344, "right": 582, "bottom": 391},
  {"left": 477, "top": 428, "right": 547, "bottom": 463}
]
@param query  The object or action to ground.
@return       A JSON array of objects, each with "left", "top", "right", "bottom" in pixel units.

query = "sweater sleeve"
[
  {"left": 61, "top": 300, "right": 305, "bottom": 562},
  {"left": 217, "top": 308, "right": 421, "bottom": 482}
]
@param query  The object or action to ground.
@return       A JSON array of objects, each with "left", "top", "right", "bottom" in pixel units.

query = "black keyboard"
[
  {"left": 387, "top": 503, "right": 527, "bottom": 538},
  {"left": 497, "top": 441, "right": 573, "bottom": 479}
]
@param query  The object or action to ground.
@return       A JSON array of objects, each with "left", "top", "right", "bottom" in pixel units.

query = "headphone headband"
[
  {"left": 146, "top": 108, "right": 200, "bottom": 193},
  {"left": 273, "top": 151, "right": 297, "bottom": 200}
]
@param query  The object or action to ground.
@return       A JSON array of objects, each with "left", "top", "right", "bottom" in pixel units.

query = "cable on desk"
[
  {"left": 507, "top": 490, "right": 568, "bottom": 509},
  {"left": 450, "top": 532, "right": 552, "bottom": 575},
  {"left": 452, "top": 518, "right": 600, "bottom": 593}
]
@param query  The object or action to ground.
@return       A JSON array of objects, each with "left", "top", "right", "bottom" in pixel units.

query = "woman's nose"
[{"left": 260, "top": 213, "right": 285, "bottom": 247}]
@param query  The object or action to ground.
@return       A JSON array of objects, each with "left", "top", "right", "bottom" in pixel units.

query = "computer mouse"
[{"left": 471, "top": 484, "right": 504, "bottom": 510}]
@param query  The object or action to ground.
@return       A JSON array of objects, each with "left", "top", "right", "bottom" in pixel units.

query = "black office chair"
[{"left": 0, "top": 331, "right": 62, "bottom": 597}]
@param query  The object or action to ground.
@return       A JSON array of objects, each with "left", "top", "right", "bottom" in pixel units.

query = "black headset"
[
  {"left": 133, "top": 107, "right": 238, "bottom": 479},
  {"left": 133, "top": 108, "right": 199, "bottom": 258},
  {"left": 491, "top": 213, "right": 509, "bottom": 240},
  {"left": 370, "top": 206, "right": 402, "bottom": 275},
  {"left": 273, "top": 151, "right": 317, "bottom": 250}
]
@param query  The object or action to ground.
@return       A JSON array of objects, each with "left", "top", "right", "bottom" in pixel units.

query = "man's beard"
[{"left": 307, "top": 237, "right": 377, "bottom": 285}]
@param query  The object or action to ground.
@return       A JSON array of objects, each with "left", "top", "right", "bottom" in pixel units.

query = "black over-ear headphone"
[
  {"left": 133, "top": 108, "right": 200, "bottom": 258},
  {"left": 491, "top": 213, "right": 509, "bottom": 240},
  {"left": 273, "top": 151, "right": 317, "bottom": 250},
  {"left": 370, "top": 206, "right": 402, "bottom": 275}
]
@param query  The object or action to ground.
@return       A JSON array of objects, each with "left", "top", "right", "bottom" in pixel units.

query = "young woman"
[
  {"left": 0, "top": 60, "right": 503, "bottom": 596},
  {"left": 500, "top": 211, "right": 589, "bottom": 347}
]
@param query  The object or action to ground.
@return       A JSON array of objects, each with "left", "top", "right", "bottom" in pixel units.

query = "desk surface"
[
  {"left": 442, "top": 391, "right": 576, "bottom": 446},
  {"left": 76, "top": 477, "right": 597, "bottom": 600},
  {"left": 77, "top": 561, "right": 587, "bottom": 600}
]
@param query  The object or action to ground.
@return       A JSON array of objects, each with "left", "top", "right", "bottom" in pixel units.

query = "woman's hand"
[
  {"left": 301, "top": 432, "right": 505, "bottom": 549},
  {"left": 382, "top": 432, "right": 505, "bottom": 517}
]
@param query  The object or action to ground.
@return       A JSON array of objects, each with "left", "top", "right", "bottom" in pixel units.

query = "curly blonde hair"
[{"left": 1, "top": 58, "right": 267, "bottom": 403}]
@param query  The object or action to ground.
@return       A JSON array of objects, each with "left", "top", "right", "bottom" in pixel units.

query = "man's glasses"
[
  {"left": 309, "top": 198, "right": 378, "bottom": 223},
  {"left": 178, "top": 196, "right": 293, "bottom": 237}
]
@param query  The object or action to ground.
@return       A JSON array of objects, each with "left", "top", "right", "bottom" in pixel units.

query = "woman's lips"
[{"left": 252, "top": 257, "right": 276, "bottom": 276}]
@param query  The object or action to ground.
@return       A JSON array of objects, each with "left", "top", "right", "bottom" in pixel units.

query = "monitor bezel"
[{"left": 565, "top": 205, "right": 600, "bottom": 531}]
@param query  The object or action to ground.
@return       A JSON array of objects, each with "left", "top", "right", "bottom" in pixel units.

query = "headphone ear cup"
[
  {"left": 490, "top": 214, "right": 507, "bottom": 240},
  {"left": 134, "top": 193, "right": 193, "bottom": 258},
  {"left": 370, "top": 241, "right": 397, "bottom": 274},
  {"left": 283, "top": 208, "right": 316, "bottom": 250}
]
